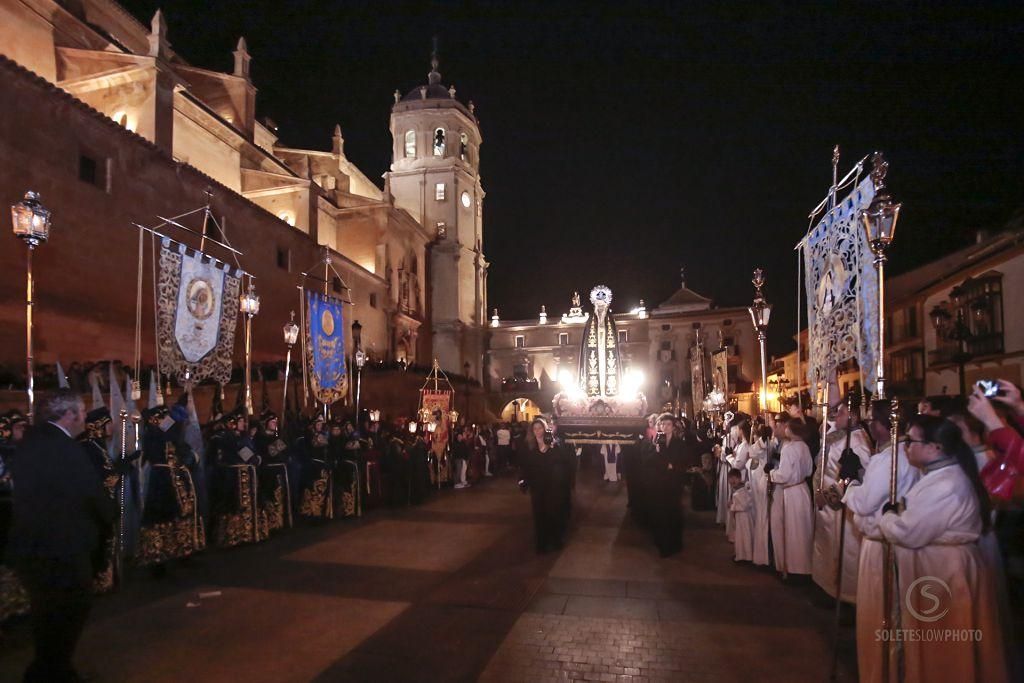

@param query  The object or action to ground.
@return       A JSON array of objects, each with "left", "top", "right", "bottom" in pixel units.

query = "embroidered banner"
[
  {"left": 690, "top": 344, "right": 705, "bottom": 413},
  {"left": 305, "top": 291, "right": 348, "bottom": 404},
  {"left": 802, "top": 175, "right": 879, "bottom": 388},
  {"left": 157, "top": 238, "right": 240, "bottom": 386},
  {"left": 711, "top": 348, "right": 730, "bottom": 404},
  {"left": 421, "top": 390, "right": 452, "bottom": 459}
]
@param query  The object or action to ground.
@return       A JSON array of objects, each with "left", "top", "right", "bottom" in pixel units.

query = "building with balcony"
[
  {"left": 769, "top": 221, "right": 1024, "bottom": 406},
  {"left": 485, "top": 275, "right": 761, "bottom": 421}
]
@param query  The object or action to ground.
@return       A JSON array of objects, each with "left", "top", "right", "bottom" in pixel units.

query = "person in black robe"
[
  {"left": 382, "top": 428, "right": 410, "bottom": 507},
  {"left": 406, "top": 426, "right": 431, "bottom": 505},
  {"left": 254, "top": 411, "right": 293, "bottom": 534},
  {"left": 77, "top": 407, "right": 121, "bottom": 593},
  {"left": 209, "top": 410, "right": 263, "bottom": 546},
  {"left": 518, "top": 418, "right": 574, "bottom": 554},
  {"left": 135, "top": 405, "right": 206, "bottom": 571},
  {"left": 645, "top": 413, "right": 687, "bottom": 557}
]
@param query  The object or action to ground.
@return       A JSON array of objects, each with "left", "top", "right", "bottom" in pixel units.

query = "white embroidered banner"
[
  {"left": 158, "top": 238, "right": 241, "bottom": 386},
  {"left": 802, "top": 175, "right": 879, "bottom": 389}
]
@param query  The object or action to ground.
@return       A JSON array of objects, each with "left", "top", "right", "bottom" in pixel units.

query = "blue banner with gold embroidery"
[{"left": 305, "top": 291, "right": 348, "bottom": 404}]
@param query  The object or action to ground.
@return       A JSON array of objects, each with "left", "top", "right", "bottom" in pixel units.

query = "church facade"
[{"left": 0, "top": 0, "right": 484, "bottom": 382}]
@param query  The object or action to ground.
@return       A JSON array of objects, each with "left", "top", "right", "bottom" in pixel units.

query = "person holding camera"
[
  {"left": 646, "top": 413, "right": 687, "bottom": 558},
  {"left": 968, "top": 379, "right": 1024, "bottom": 505},
  {"left": 518, "top": 418, "right": 573, "bottom": 554}
]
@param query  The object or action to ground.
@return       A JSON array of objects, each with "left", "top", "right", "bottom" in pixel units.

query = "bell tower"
[{"left": 385, "top": 47, "right": 486, "bottom": 378}]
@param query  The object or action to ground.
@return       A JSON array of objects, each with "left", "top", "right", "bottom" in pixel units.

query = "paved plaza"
[{"left": 1, "top": 464, "right": 854, "bottom": 682}]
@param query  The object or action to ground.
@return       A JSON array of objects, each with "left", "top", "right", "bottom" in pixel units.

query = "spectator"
[{"left": 7, "top": 389, "right": 116, "bottom": 683}]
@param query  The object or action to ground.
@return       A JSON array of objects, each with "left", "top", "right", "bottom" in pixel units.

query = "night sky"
[{"left": 119, "top": 0, "right": 1024, "bottom": 355}]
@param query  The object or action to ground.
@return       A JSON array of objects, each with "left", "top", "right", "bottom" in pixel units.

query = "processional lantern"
[
  {"left": 283, "top": 313, "right": 299, "bottom": 347},
  {"left": 860, "top": 152, "right": 901, "bottom": 256},
  {"left": 11, "top": 191, "right": 52, "bottom": 246},
  {"left": 239, "top": 284, "right": 260, "bottom": 316}
]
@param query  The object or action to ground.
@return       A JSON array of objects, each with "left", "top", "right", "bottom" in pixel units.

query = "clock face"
[{"left": 460, "top": 191, "right": 472, "bottom": 208}]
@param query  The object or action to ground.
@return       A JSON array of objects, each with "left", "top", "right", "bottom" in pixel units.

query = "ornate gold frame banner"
[
  {"left": 304, "top": 290, "right": 348, "bottom": 404},
  {"left": 157, "top": 237, "right": 240, "bottom": 386}
]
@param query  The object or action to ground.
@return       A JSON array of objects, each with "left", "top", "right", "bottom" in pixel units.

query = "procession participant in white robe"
[
  {"left": 601, "top": 443, "right": 620, "bottom": 482},
  {"left": 767, "top": 414, "right": 789, "bottom": 573},
  {"left": 746, "top": 424, "right": 773, "bottom": 566},
  {"left": 714, "top": 424, "right": 735, "bottom": 526},
  {"left": 878, "top": 415, "right": 1008, "bottom": 683},
  {"left": 840, "top": 400, "right": 920, "bottom": 683},
  {"left": 768, "top": 415, "right": 814, "bottom": 578},
  {"left": 725, "top": 420, "right": 750, "bottom": 542},
  {"left": 728, "top": 468, "right": 754, "bottom": 562},
  {"left": 812, "top": 396, "right": 872, "bottom": 602}
]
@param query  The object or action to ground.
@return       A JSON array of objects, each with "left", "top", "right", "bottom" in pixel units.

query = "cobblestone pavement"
[{"left": 0, "top": 463, "right": 856, "bottom": 682}]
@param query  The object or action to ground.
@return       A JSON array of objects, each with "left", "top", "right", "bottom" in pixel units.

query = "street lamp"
[
  {"left": 239, "top": 282, "right": 260, "bottom": 417},
  {"left": 351, "top": 319, "right": 366, "bottom": 428},
  {"left": 748, "top": 268, "right": 772, "bottom": 413},
  {"left": 11, "top": 191, "right": 52, "bottom": 423},
  {"left": 860, "top": 151, "right": 901, "bottom": 399},
  {"left": 281, "top": 311, "right": 299, "bottom": 426},
  {"left": 930, "top": 289, "right": 973, "bottom": 396}
]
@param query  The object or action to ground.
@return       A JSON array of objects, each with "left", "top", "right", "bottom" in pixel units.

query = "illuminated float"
[{"left": 552, "top": 286, "right": 648, "bottom": 445}]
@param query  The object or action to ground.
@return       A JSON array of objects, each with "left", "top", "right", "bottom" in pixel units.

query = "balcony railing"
[{"left": 501, "top": 377, "right": 539, "bottom": 392}]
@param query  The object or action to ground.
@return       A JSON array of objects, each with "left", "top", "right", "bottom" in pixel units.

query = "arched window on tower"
[
  {"left": 404, "top": 130, "right": 416, "bottom": 158},
  {"left": 460, "top": 132, "right": 469, "bottom": 161},
  {"left": 433, "top": 128, "right": 446, "bottom": 156}
]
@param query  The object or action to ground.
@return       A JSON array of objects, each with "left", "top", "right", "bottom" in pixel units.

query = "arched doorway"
[{"left": 500, "top": 398, "right": 542, "bottom": 423}]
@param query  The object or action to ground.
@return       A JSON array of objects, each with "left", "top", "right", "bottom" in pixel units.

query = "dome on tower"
[{"left": 393, "top": 50, "right": 476, "bottom": 120}]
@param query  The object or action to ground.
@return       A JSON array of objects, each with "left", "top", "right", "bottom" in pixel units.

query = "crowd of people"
[
  {"left": 686, "top": 380, "right": 1023, "bottom": 683},
  {"left": 3, "top": 378, "right": 1023, "bottom": 682},
  {"left": 0, "top": 390, "right": 534, "bottom": 682}
]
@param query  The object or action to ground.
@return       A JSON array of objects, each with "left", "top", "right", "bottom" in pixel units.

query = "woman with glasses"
[
  {"left": 840, "top": 400, "right": 919, "bottom": 683},
  {"left": 878, "top": 414, "right": 1008, "bottom": 683}
]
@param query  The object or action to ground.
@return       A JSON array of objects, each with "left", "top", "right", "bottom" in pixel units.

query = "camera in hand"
[
  {"left": 976, "top": 379, "right": 1002, "bottom": 398},
  {"left": 654, "top": 430, "right": 666, "bottom": 447}
]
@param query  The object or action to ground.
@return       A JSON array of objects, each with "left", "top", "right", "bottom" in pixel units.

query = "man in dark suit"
[{"left": 6, "top": 389, "right": 115, "bottom": 683}]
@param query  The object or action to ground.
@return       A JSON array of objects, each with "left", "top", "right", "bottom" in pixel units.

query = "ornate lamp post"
[
  {"left": 748, "top": 268, "right": 772, "bottom": 414},
  {"left": 351, "top": 319, "right": 366, "bottom": 427},
  {"left": 281, "top": 311, "right": 299, "bottom": 425},
  {"left": 239, "top": 282, "right": 260, "bottom": 417},
  {"left": 11, "top": 191, "right": 52, "bottom": 424},
  {"left": 859, "top": 151, "right": 902, "bottom": 399},
  {"left": 930, "top": 288, "right": 973, "bottom": 396}
]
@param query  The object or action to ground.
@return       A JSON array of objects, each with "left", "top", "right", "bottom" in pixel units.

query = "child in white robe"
[
  {"left": 728, "top": 468, "right": 754, "bottom": 562},
  {"left": 746, "top": 426, "right": 772, "bottom": 566}
]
